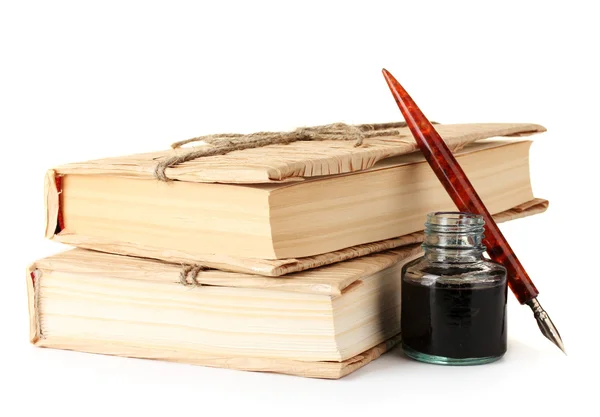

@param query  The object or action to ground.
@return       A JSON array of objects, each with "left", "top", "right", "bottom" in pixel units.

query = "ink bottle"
[{"left": 401, "top": 212, "right": 507, "bottom": 365}]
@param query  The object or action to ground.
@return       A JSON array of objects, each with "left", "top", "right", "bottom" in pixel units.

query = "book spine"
[
  {"left": 44, "top": 169, "right": 62, "bottom": 238},
  {"left": 26, "top": 264, "right": 41, "bottom": 344}
]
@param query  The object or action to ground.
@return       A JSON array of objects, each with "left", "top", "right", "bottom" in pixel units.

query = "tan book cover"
[{"left": 49, "top": 122, "right": 544, "bottom": 183}]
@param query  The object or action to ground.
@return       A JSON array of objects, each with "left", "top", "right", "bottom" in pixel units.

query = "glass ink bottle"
[{"left": 401, "top": 212, "right": 508, "bottom": 365}]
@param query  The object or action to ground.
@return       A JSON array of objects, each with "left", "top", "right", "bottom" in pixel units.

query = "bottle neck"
[
  {"left": 423, "top": 247, "right": 485, "bottom": 263},
  {"left": 423, "top": 211, "right": 486, "bottom": 263}
]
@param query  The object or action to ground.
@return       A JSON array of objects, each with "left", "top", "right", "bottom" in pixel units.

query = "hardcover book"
[
  {"left": 45, "top": 123, "right": 545, "bottom": 265},
  {"left": 28, "top": 245, "right": 423, "bottom": 379}
]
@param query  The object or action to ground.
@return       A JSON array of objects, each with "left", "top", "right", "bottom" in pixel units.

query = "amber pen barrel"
[{"left": 381, "top": 69, "right": 538, "bottom": 304}]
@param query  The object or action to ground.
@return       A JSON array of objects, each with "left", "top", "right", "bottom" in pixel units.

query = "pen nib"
[{"left": 526, "top": 298, "right": 566, "bottom": 354}]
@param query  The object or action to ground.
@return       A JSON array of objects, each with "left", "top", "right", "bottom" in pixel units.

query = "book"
[
  {"left": 28, "top": 245, "right": 424, "bottom": 379},
  {"left": 45, "top": 123, "right": 544, "bottom": 262}
]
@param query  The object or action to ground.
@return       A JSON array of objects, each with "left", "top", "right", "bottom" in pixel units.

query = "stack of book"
[{"left": 28, "top": 122, "right": 548, "bottom": 378}]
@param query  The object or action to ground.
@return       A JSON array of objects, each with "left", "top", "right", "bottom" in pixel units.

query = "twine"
[
  {"left": 180, "top": 265, "right": 207, "bottom": 286},
  {"left": 154, "top": 121, "right": 416, "bottom": 181}
]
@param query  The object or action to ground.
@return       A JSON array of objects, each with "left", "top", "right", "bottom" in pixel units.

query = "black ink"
[{"left": 402, "top": 279, "right": 507, "bottom": 359}]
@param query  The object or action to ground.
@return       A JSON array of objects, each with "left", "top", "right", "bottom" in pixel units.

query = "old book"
[
  {"left": 46, "top": 123, "right": 545, "bottom": 261},
  {"left": 28, "top": 245, "right": 424, "bottom": 379},
  {"left": 48, "top": 198, "right": 542, "bottom": 279}
]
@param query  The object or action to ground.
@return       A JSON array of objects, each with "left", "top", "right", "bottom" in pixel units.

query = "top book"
[{"left": 45, "top": 122, "right": 545, "bottom": 261}]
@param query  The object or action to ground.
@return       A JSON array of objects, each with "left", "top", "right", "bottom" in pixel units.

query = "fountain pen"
[{"left": 382, "top": 68, "right": 565, "bottom": 354}]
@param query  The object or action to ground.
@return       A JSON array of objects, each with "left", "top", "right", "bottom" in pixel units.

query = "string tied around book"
[
  {"left": 154, "top": 121, "right": 421, "bottom": 181},
  {"left": 180, "top": 265, "right": 207, "bottom": 286}
]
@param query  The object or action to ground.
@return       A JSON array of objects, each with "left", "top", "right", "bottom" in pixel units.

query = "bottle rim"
[{"left": 426, "top": 211, "right": 484, "bottom": 227}]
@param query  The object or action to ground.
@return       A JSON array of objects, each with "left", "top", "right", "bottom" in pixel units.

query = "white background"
[{"left": 1, "top": 1, "right": 598, "bottom": 415}]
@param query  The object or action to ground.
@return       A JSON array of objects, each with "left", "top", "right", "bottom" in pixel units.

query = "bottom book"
[{"left": 27, "top": 246, "right": 422, "bottom": 379}]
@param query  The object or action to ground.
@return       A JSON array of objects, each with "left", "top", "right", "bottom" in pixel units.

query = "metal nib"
[{"left": 526, "top": 298, "right": 566, "bottom": 354}]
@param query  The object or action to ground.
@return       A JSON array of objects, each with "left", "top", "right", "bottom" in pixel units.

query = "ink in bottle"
[{"left": 401, "top": 212, "right": 507, "bottom": 365}]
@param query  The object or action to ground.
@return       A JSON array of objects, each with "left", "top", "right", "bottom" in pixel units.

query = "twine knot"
[{"left": 179, "top": 265, "right": 207, "bottom": 286}]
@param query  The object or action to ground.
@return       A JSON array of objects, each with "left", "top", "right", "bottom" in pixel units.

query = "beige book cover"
[{"left": 49, "top": 122, "right": 544, "bottom": 183}]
